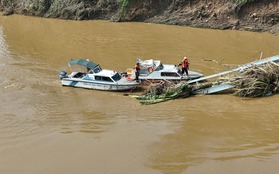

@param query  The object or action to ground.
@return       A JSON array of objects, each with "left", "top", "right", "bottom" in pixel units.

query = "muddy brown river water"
[{"left": 0, "top": 14, "right": 279, "bottom": 174}]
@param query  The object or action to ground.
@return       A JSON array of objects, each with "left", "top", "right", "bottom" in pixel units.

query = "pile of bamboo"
[{"left": 229, "top": 62, "right": 279, "bottom": 97}]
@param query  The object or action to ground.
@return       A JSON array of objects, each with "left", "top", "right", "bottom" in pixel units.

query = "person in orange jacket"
[{"left": 180, "top": 57, "right": 189, "bottom": 76}]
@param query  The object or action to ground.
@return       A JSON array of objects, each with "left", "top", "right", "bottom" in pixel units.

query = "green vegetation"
[
  {"left": 29, "top": 0, "right": 51, "bottom": 13},
  {"left": 118, "top": 0, "right": 129, "bottom": 12},
  {"left": 130, "top": 81, "right": 191, "bottom": 105},
  {"left": 1, "top": 0, "right": 13, "bottom": 6}
]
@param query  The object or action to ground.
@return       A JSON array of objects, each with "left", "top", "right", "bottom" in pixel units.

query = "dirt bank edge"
[{"left": 1, "top": 0, "right": 278, "bottom": 34}]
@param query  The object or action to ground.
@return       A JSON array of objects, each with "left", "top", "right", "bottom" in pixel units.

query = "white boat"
[
  {"left": 59, "top": 59, "right": 140, "bottom": 91},
  {"left": 125, "top": 59, "right": 203, "bottom": 82}
]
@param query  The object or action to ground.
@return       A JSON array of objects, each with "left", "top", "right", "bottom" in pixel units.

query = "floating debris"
[
  {"left": 131, "top": 56, "right": 279, "bottom": 104},
  {"left": 228, "top": 62, "right": 279, "bottom": 97}
]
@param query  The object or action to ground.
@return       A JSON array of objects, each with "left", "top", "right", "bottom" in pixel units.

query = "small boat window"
[
  {"left": 156, "top": 64, "right": 163, "bottom": 71},
  {"left": 73, "top": 72, "right": 86, "bottom": 78},
  {"left": 139, "top": 69, "right": 149, "bottom": 75},
  {"left": 178, "top": 69, "right": 182, "bottom": 74},
  {"left": 93, "top": 66, "right": 102, "bottom": 73},
  {"left": 95, "top": 76, "right": 113, "bottom": 82},
  {"left": 161, "top": 72, "right": 180, "bottom": 77},
  {"left": 112, "top": 73, "right": 121, "bottom": 82}
]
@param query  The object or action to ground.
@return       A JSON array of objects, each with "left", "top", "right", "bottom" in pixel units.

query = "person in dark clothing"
[{"left": 134, "top": 62, "right": 140, "bottom": 82}]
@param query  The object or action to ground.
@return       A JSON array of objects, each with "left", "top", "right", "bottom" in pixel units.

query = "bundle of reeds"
[
  {"left": 229, "top": 62, "right": 279, "bottom": 97},
  {"left": 130, "top": 80, "right": 191, "bottom": 105}
]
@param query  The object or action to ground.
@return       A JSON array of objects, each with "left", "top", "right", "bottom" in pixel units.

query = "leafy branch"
[{"left": 118, "top": 0, "right": 129, "bottom": 12}]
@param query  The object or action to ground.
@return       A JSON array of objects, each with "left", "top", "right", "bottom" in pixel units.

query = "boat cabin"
[
  {"left": 126, "top": 58, "right": 203, "bottom": 81},
  {"left": 60, "top": 58, "right": 140, "bottom": 91}
]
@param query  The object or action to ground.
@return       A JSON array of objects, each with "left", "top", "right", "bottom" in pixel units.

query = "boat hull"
[{"left": 61, "top": 78, "right": 139, "bottom": 91}]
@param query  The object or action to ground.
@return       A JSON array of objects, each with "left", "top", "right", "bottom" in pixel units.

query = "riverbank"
[{"left": 1, "top": 0, "right": 278, "bottom": 34}]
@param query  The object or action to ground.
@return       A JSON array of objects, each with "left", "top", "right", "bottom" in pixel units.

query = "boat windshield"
[{"left": 112, "top": 73, "right": 121, "bottom": 82}]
